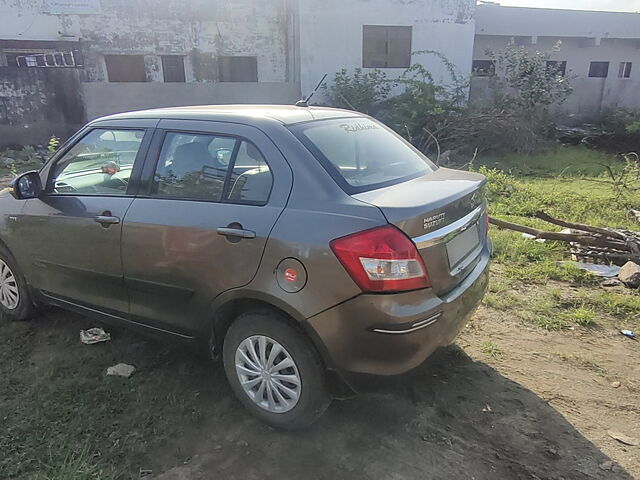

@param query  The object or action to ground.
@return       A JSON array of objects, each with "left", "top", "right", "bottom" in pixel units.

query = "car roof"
[{"left": 91, "top": 105, "right": 364, "bottom": 126}]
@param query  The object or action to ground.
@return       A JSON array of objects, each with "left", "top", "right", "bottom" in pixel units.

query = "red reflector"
[
  {"left": 330, "top": 225, "right": 431, "bottom": 293},
  {"left": 284, "top": 268, "right": 298, "bottom": 283}
]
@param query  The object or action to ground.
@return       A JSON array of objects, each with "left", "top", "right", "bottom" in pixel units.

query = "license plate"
[{"left": 446, "top": 224, "right": 480, "bottom": 268}]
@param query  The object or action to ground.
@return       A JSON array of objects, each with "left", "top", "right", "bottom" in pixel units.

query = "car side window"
[
  {"left": 52, "top": 129, "right": 145, "bottom": 195},
  {"left": 152, "top": 133, "right": 272, "bottom": 205},
  {"left": 226, "top": 140, "right": 272, "bottom": 204},
  {"left": 152, "top": 132, "right": 237, "bottom": 201}
]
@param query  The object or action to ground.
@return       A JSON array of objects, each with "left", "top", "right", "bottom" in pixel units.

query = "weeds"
[
  {"left": 560, "top": 306, "right": 598, "bottom": 327},
  {"left": 481, "top": 341, "right": 503, "bottom": 358}
]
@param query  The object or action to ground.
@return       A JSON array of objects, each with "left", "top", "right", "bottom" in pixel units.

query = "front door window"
[{"left": 52, "top": 129, "right": 145, "bottom": 195}]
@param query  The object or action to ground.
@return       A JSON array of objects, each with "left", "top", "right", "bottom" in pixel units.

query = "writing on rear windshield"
[{"left": 340, "top": 122, "right": 379, "bottom": 133}]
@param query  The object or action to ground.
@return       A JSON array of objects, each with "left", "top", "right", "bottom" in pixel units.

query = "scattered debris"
[
  {"left": 611, "top": 381, "right": 621, "bottom": 388},
  {"left": 522, "top": 232, "right": 546, "bottom": 243},
  {"left": 601, "top": 278, "right": 621, "bottom": 287},
  {"left": 607, "top": 430, "right": 639, "bottom": 446},
  {"left": 106, "top": 363, "right": 136, "bottom": 378},
  {"left": 620, "top": 329, "right": 637, "bottom": 340},
  {"left": 618, "top": 262, "right": 640, "bottom": 287},
  {"left": 557, "top": 261, "right": 620, "bottom": 278},
  {"left": 482, "top": 404, "right": 493, "bottom": 412},
  {"left": 80, "top": 328, "right": 111, "bottom": 345}
]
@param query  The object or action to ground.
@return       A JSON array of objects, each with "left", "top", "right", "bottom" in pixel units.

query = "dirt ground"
[
  {"left": 151, "top": 307, "right": 639, "bottom": 480},
  {"left": 6, "top": 301, "right": 638, "bottom": 480}
]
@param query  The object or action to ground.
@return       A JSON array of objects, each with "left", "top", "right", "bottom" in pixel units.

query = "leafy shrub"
[
  {"left": 324, "top": 46, "right": 574, "bottom": 159},
  {"left": 601, "top": 108, "right": 640, "bottom": 135},
  {"left": 323, "top": 68, "right": 392, "bottom": 114},
  {"left": 486, "top": 43, "right": 574, "bottom": 111},
  {"left": 0, "top": 145, "right": 46, "bottom": 176}
]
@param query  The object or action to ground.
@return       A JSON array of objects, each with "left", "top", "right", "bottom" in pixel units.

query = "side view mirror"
[{"left": 9, "top": 171, "right": 43, "bottom": 200}]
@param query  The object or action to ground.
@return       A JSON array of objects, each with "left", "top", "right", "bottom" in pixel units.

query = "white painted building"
[
  {"left": 297, "top": 0, "right": 476, "bottom": 100},
  {"left": 471, "top": 4, "right": 640, "bottom": 118}
]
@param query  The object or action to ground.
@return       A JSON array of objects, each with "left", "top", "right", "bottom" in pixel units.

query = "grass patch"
[
  {"left": 483, "top": 291, "right": 521, "bottom": 310},
  {"left": 476, "top": 146, "right": 640, "bottom": 286},
  {"left": 559, "top": 306, "right": 598, "bottom": 327},
  {"left": 477, "top": 145, "right": 621, "bottom": 178},
  {"left": 577, "top": 290, "right": 640, "bottom": 330},
  {"left": 0, "top": 315, "right": 207, "bottom": 480},
  {"left": 480, "top": 341, "right": 503, "bottom": 358}
]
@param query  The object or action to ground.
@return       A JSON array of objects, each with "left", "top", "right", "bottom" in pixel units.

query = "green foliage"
[
  {"left": 0, "top": 146, "right": 46, "bottom": 177},
  {"left": 560, "top": 306, "right": 597, "bottom": 327},
  {"left": 48, "top": 136, "right": 60, "bottom": 154},
  {"left": 325, "top": 47, "right": 576, "bottom": 159},
  {"left": 323, "top": 68, "right": 392, "bottom": 114},
  {"left": 486, "top": 43, "right": 574, "bottom": 111},
  {"left": 601, "top": 108, "right": 640, "bottom": 135},
  {"left": 480, "top": 341, "right": 503, "bottom": 358}
]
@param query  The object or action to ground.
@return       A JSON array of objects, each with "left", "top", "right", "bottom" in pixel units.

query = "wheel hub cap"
[
  {"left": 0, "top": 259, "right": 19, "bottom": 310},
  {"left": 235, "top": 335, "right": 301, "bottom": 413}
]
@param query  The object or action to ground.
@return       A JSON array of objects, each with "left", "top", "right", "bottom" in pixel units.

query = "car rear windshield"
[{"left": 290, "top": 117, "right": 435, "bottom": 193}]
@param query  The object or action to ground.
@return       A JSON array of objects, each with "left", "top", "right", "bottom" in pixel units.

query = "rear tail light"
[
  {"left": 485, "top": 213, "right": 490, "bottom": 234},
  {"left": 330, "top": 225, "right": 431, "bottom": 293}
]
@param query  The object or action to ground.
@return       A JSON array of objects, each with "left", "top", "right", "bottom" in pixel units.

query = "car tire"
[
  {"left": 223, "top": 309, "right": 331, "bottom": 430},
  {"left": 0, "top": 243, "right": 34, "bottom": 321}
]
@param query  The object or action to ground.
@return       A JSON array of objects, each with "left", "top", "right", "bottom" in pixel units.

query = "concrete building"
[
  {"left": 0, "top": 0, "right": 301, "bottom": 144},
  {"left": 0, "top": 0, "right": 476, "bottom": 145},
  {"left": 297, "top": 0, "right": 475, "bottom": 100},
  {"left": 471, "top": 4, "right": 640, "bottom": 119}
]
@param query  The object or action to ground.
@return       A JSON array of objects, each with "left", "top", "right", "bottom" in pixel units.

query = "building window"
[
  {"left": 218, "top": 56, "right": 258, "bottom": 82},
  {"left": 546, "top": 60, "right": 567, "bottom": 77},
  {"left": 105, "top": 55, "right": 147, "bottom": 82},
  {"left": 362, "top": 25, "right": 412, "bottom": 69},
  {"left": 588, "top": 61, "right": 609, "bottom": 78},
  {"left": 472, "top": 60, "right": 495, "bottom": 77},
  {"left": 5, "top": 49, "right": 82, "bottom": 68},
  {"left": 162, "top": 56, "right": 186, "bottom": 82},
  {"left": 619, "top": 62, "right": 632, "bottom": 78}
]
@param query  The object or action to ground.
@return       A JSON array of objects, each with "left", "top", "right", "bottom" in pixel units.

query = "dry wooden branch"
[
  {"left": 488, "top": 217, "right": 629, "bottom": 250},
  {"left": 534, "top": 211, "right": 628, "bottom": 241}
]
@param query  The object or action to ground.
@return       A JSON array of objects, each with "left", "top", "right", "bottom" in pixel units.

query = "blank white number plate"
[{"left": 446, "top": 224, "right": 480, "bottom": 268}]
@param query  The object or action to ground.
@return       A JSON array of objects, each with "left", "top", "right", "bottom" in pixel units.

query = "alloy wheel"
[
  {"left": 0, "top": 259, "right": 19, "bottom": 310},
  {"left": 235, "top": 335, "right": 301, "bottom": 413}
]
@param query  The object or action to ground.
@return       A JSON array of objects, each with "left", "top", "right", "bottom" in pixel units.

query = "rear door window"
[
  {"left": 153, "top": 132, "right": 235, "bottom": 201},
  {"left": 225, "top": 141, "right": 272, "bottom": 204},
  {"left": 291, "top": 117, "right": 435, "bottom": 193},
  {"left": 151, "top": 132, "right": 272, "bottom": 204}
]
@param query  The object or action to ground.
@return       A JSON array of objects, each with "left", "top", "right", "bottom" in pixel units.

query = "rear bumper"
[{"left": 306, "top": 247, "right": 490, "bottom": 377}]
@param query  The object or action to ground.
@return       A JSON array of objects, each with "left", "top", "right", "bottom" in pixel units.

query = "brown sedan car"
[{"left": 1, "top": 105, "right": 490, "bottom": 428}]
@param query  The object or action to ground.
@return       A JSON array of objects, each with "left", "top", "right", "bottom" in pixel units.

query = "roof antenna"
[{"left": 295, "top": 73, "right": 327, "bottom": 107}]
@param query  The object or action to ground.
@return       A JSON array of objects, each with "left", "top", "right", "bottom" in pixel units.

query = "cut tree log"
[
  {"left": 489, "top": 211, "right": 640, "bottom": 266},
  {"left": 488, "top": 217, "right": 629, "bottom": 250},
  {"left": 534, "top": 211, "right": 629, "bottom": 241}
]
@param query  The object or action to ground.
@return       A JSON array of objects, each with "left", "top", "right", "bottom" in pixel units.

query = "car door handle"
[
  {"left": 216, "top": 227, "right": 256, "bottom": 239},
  {"left": 95, "top": 215, "right": 120, "bottom": 225}
]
